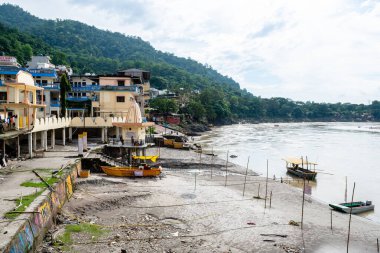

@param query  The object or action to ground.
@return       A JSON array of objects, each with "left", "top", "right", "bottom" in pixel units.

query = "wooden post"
[
  {"left": 377, "top": 238, "right": 379, "bottom": 253},
  {"left": 243, "top": 156, "right": 250, "bottom": 197},
  {"left": 224, "top": 150, "right": 229, "bottom": 187},
  {"left": 301, "top": 176, "right": 306, "bottom": 229},
  {"left": 194, "top": 172, "right": 197, "bottom": 191},
  {"left": 345, "top": 176, "right": 348, "bottom": 202},
  {"left": 347, "top": 182, "right": 356, "bottom": 253},
  {"left": 264, "top": 159, "right": 269, "bottom": 208},
  {"left": 330, "top": 209, "right": 333, "bottom": 230},
  {"left": 269, "top": 191, "right": 272, "bottom": 208},
  {"left": 257, "top": 183, "right": 261, "bottom": 198},
  {"left": 211, "top": 147, "right": 214, "bottom": 179}
]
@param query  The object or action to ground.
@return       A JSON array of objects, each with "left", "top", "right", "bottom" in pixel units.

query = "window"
[
  {"left": 116, "top": 96, "right": 125, "bottom": 103},
  {"left": 82, "top": 93, "right": 86, "bottom": 97},
  {"left": 82, "top": 82, "right": 86, "bottom": 86},
  {"left": 0, "top": 92, "right": 7, "bottom": 102},
  {"left": 117, "top": 80, "right": 125, "bottom": 86}
]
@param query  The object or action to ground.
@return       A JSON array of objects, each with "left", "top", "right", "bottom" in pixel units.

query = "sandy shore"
[{"left": 39, "top": 148, "right": 380, "bottom": 253}]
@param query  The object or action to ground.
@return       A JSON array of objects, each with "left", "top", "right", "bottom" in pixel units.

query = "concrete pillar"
[
  {"left": 17, "top": 136, "right": 20, "bottom": 158},
  {"left": 33, "top": 132, "right": 37, "bottom": 151},
  {"left": 116, "top": 127, "right": 120, "bottom": 139},
  {"left": 101, "top": 128, "right": 105, "bottom": 143},
  {"left": 62, "top": 128, "right": 66, "bottom": 146},
  {"left": 69, "top": 127, "right": 72, "bottom": 142},
  {"left": 51, "top": 129, "right": 55, "bottom": 149},
  {"left": 40, "top": 131, "right": 44, "bottom": 149},
  {"left": 3, "top": 140, "right": 5, "bottom": 157},
  {"left": 28, "top": 133, "right": 33, "bottom": 159},
  {"left": 44, "top": 130, "right": 48, "bottom": 151}
]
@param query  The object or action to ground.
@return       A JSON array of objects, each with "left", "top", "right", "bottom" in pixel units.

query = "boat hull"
[
  {"left": 101, "top": 166, "right": 162, "bottom": 177},
  {"left": 286, "top": 167, "right": 317, "bottom": 180},
  {"left": 329, "top": 202, "right": 375, "bottom": 214}
]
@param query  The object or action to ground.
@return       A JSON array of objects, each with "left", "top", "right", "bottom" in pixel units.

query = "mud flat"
[{"left": 39, "top": 148, "right": 380, "bottom": 253}]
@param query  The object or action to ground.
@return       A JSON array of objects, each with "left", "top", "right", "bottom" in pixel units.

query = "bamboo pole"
[
  {"left": 242, "top": 156, "right": 250, "bottom": 197},
  {"left": 330, "top": 209, "right": 333, "bottom": 230},
  {"left": 269, "top": 191, "right": 272, "bottom": 208},
  {"left": 264, "top": 159, "right": 269, "bottom": 208},
  {"left": 345, "top": 176, "right": 348, "bottom": 202},
  {"left": 347, "top": 182, "right": 356, "bottom": 253},
  {"left": 211, "top": 147, "right": 214, "bottom": 179},
  {"left": 194, "top": 172, "right": 197, "bottom": 191},
  {"left": 301, "top": 176, "right": 306, "bottom": 229},
  {"left": 224, "top": 150, "right": 229, "bottom": 187}
]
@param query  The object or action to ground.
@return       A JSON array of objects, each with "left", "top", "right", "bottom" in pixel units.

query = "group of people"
[{"left": 0, "top": 115, "right": 17, "bottom": 133}]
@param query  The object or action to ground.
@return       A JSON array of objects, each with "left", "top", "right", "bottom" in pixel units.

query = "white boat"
[{"left": 329, "top": 201, "right": 375, "bottom": 214}]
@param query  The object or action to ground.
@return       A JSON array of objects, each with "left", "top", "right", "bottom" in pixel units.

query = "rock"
[{"left": 121, "top": 250, "right": 127, "bottom": 253}]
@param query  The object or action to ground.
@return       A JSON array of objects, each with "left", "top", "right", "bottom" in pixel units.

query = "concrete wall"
[
  {"left": 99, "top": 91, "right": 135, "bottom": 114},
  {"left": 2, "top": 161, "right": 81, "bottom": 253},
  {"left": 32, "top": 117, "right": 71, "bottom": 132},
  {"left": 99, "top": 76, "right": 132, "bottom": 86}
]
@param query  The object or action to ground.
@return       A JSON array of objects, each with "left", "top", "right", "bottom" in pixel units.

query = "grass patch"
[
  {"left": 4, "top": 190, "right": 44, "bottom": 219},
  {"left": 56, "top": 223, "right": 107, "bottom": 248},
  {"left": 21, "top": 177, "right": 60, "bottom": 188}
]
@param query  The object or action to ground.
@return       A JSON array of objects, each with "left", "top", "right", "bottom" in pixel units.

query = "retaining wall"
[{"left": 1, "top": 161, "right": 81, "bottom": 253}]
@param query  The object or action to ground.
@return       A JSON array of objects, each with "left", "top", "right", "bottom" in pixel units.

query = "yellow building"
[{"left": 0, "top": 70, "right": 45, "bottom": 130}]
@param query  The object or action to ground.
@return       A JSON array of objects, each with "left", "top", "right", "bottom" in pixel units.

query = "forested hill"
[
  {"left": 0, "top": 4, "right": 379, "bottom": 124},
  {"left": 0, "top": 4, "right": 239, "bottom": 91}
]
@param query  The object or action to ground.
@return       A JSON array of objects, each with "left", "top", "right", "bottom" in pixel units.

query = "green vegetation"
[
  {"left": 60, "top": 73, "right": 72, "bottom": 117},
  {"left": 0, "top": 4, "right": 379, "bottom": 124},
  {"left": 20, "top": 177, "right": 59, "bottom": 188},
  {"left": 4, "top": 190, "right": 44, "bottom": 219},
  {"left": 56, "top": 223, "right": 106, "bottom": 249}
]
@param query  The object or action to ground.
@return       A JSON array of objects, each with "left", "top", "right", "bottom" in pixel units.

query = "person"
[{"left": 120, "top": 135, "right": 124, "bottom": 145}]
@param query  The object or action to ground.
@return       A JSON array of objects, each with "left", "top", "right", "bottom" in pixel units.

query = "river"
[{"left": 196, "top": 122, "right": 380, "bottom": 223}]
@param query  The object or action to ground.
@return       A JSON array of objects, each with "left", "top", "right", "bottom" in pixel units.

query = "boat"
[
  {"left": 101, "top": 165, "right": 162, "bottom": 177},
  {"left": 132, "top": 155, "right": 159, "bottom": 162},
  {"left": 329, "top": 201, "right": 374, "bottom": 214},
  {"left": 282, "top": 157, "right": 318, "bottom": 180}
]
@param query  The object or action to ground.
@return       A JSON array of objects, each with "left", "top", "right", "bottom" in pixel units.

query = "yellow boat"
[
  {"left": 132, "top": 155, "right": 159, "bottom": 163},
  {"left": 101, "top": 165, "right": 162, "bottom": 177}
]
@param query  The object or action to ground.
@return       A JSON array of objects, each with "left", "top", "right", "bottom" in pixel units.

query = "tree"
[
  {"left": 149, "top": 98, "right": 178, "bottom": 115},
  {"left": 60, "top": 74, "right": 71, "bottom": 117}
]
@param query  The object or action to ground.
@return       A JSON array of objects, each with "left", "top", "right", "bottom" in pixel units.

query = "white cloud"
[{"left": 3, "top": 0, "right": 380, "bottom": 103}]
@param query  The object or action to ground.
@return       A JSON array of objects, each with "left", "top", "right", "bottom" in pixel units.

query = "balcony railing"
[
  {"left": 36, "top": 83, "right": 60, "bottom": 90},
  {"left": 50, "top": 100, "right": 60, "bottom": 107},
  {"left": 71, "top": 85, "right": 100, "bottom": 92}
]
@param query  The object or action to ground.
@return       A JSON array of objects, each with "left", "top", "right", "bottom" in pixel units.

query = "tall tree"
[{"left": 60, "top": 74, "right": 71, "bottom": 117}]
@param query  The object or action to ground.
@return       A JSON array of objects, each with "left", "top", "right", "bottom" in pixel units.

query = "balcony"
[
  {"left": 71, "top": 85, "right": 100, "bottom": 92},
  {"left": 66, "top": 96, "right": 90, "bottom": 102},
  {"left": 36, "top": 83, "right": 60, "bottom": 90},
  {"left": 50, "top": 99, "right": 60, "bottom": 107},
  {"left": 100, "top": 85, "right": 142, "bottom": 94}
]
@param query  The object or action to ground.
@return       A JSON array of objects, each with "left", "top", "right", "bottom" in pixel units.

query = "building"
[{"left": 26, "top": 56, "right": 55, "bottom": 69}]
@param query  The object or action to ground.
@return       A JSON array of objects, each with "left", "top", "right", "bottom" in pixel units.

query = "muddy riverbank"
[{"left": 38, "top": 148, "right": 380, "bottom": 253}]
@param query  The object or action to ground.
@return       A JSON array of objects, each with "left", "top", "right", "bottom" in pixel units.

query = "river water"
[{"left": 196, "top": 122, "right": 380, "bottom": 223}]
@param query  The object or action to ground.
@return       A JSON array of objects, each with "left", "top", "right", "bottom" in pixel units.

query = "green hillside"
[
  {"left": 0, "top": 4, "right": 378, "bottom": 124},
  {"left": 0, "top": 4, "right": 238, "bottom": 92}
]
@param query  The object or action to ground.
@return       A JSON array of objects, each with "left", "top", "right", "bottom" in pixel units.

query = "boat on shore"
[
  {"left": 329, "top": 201, "right": 375, "bottom": 214},
  {"left": 101, "top": 165, "right": 162, "bottom": 177},
  {"left": 282, "top": 157, "right": 318, "bottom": 180}
]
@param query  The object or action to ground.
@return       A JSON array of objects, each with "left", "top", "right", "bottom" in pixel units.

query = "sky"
[{"left": 2, "top": 0, "right": 380, "bottom": 103}]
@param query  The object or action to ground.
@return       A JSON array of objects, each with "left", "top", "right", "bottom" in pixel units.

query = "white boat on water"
[{"left": 329, "top": 201, "right": 375, "bottom": 214}]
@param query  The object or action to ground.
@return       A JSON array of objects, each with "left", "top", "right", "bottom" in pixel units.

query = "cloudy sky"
[{"left": 3, "top": 0, "right": 380, "bottom": 103}]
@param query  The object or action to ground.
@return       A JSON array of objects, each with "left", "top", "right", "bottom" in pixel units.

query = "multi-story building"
[{"left": 68, "top": 69, "right": 151, "bottom": 119}]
